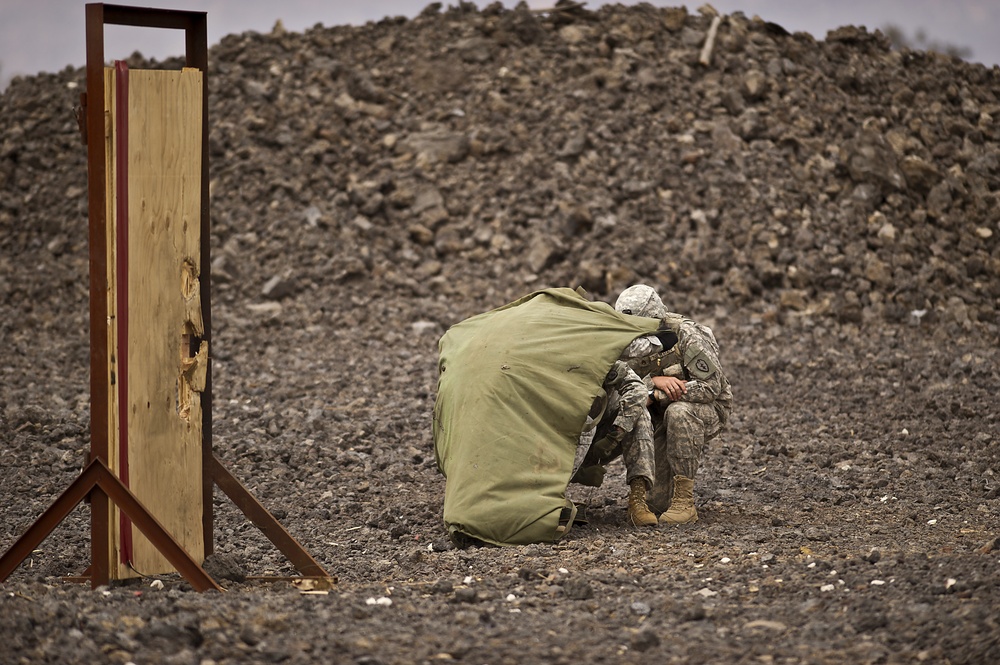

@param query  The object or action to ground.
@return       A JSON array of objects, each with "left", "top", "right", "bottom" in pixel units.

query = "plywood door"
[{"left": 105, "top": 66, "right": 207, "bottom": 578}]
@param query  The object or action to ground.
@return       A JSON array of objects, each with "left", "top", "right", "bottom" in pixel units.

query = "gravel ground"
[{"left": 2, "top": 3, "right": 999, "bottom": 664}]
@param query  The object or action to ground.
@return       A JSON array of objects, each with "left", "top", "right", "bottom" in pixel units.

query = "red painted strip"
[{"left": 114, "top": 60, "right": 133, "bottom": 565}]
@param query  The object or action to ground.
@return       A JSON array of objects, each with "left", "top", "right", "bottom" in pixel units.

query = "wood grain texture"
[{"left": 105, "top": 67, "right": 206, "bottom": 577}]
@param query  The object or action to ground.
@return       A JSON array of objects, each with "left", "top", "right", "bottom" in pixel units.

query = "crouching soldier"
[
  {"left": 614, "top": 285, "right": 733, "bottom": 525},
  {"left": 572, "top": 359, "right": 658, "bottom": 527}
]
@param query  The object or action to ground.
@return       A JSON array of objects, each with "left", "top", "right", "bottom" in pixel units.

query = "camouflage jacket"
[
  {"left": 621, "top": 313, "right": 732, "bottom": 423},
  {"left": 586, "top": 359, "right": 648, "bottom": 436}
]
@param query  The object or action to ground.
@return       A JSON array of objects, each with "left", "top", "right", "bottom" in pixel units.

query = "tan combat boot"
[
  {"left": 658, "top": 475, "right": 698, "bottom": 525},
  {"left": 627, "top": 478, "right": 658, "bottom": 527}
]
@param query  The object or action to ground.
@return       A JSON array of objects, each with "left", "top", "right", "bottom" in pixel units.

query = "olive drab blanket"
[{"left": 433, "top": 287, "right": 662, "bottom": 546}]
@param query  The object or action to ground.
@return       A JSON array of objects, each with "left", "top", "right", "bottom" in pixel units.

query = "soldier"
[
  {"left": 614, "top": 285, "right": 733, "bottom": 525},
  {"left": 572, "top": 358, "right": 658, "bottom": 527}
]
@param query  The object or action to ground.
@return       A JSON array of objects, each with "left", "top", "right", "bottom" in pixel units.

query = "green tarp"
[{"left": 433, "top": 288, "right": 661, "bottom": 546}]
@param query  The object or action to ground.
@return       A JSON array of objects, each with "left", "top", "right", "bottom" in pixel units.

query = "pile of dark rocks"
[{"left": 3, "top": 3, "right": 998, "bottom": 350}]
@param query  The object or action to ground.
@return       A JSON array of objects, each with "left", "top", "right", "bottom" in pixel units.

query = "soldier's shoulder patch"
[
  {"left": 686, "top": 351, "right": 715, "bottom": 379},
  {"left": 605, "top": 363, "right": 620, "bottom": 383}
]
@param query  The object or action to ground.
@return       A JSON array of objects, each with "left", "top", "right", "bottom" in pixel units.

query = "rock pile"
[{"left": 2, "top": 3, "right": 998, "bottom": 349}]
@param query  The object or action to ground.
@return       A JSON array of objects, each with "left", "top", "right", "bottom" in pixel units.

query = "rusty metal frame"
[
  {"left": 0, "top": 3, "right": 330, "bottom": 591},
  {"left": 209, "top": 456, "right": 328, "bottom": 578},
  {"left": 0, "top": 459, "right": 222, "bottom": 592}
]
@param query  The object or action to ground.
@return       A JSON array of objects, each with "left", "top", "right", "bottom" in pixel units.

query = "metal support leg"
[
  {"left": 0, "top": 459, "right": 222, "bottom": 592},
  {"left": 209, "top": 455, "right": 331, "bottom": 579}
]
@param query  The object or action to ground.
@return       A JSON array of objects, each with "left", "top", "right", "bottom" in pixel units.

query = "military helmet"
[{"left": 614, "top": 284, "right": 666, "bottom": 318}]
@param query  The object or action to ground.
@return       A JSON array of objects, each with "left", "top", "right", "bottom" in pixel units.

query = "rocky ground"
[{"left": 1, "top": 3, "right": 999, "bottom": 663}]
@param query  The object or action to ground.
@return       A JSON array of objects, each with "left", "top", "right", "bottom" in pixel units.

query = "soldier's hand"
[
  {"left": 571, "top": 464, "right": 606, "bottom": 487},
  {"left": 652, "top": 375, "right": 687, "bottom": 401},
  {"left": 591, "top": 434, "right": 622, "bottom": 463}
]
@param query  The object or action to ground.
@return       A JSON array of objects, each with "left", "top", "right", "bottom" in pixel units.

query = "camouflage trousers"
[
  {"left": 574, "top": 406, "right": 656, "bottom": 489},
  {"left": 617, "top": 407, "right": 655, "bottom": 487},
  {"left": 646, "top": 400, "right": 725, "bottom": 514}
]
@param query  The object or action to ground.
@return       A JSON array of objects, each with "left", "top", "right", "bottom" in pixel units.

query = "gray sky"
[{"left": 2, "top": 1, "right": 998, "bottom": 91}]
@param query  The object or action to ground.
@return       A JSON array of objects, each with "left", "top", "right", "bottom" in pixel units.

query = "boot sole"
[
  {"left": 658, "top": 515, "right": 698, "bottom": 526},
  {"left": 631, "top": 518, "right": 658, "bottom": 527}
]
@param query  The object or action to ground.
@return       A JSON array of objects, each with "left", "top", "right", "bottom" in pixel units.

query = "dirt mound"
[{"left": 2, "top": 4, "right": 998, "bottom": 664}]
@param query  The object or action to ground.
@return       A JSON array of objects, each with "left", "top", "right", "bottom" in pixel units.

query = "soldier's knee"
[{"left": 664, "top": 401, "right": 699, "bottom": 424}]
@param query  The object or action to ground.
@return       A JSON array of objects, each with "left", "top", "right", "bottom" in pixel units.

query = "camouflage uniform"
[
  {"left": 617, "top": 286, "right": 732, "bottom": 515},
  {"left": 573, "top": 359, "right": 655, "bottom": 489}
]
